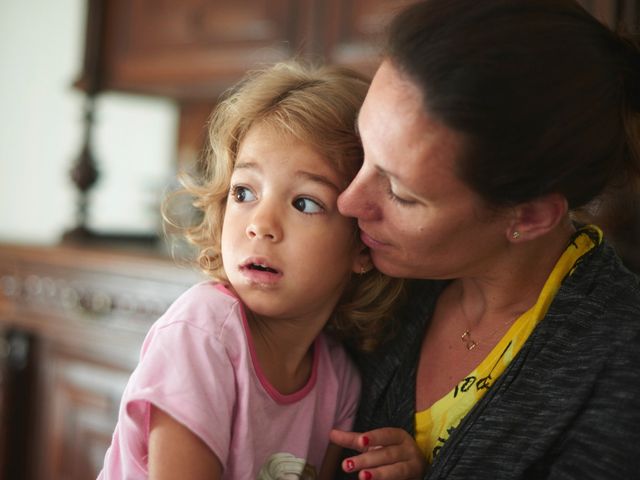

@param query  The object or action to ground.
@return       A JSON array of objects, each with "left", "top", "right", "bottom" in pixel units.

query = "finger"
[
  {"left": 360, "top": 461, "right": 422, "bottom": 480},
  {"left": 330, "top": 429, "right": 367, "bottom": 452},
  {"left": 360, "top": 427, "right": 410, "bottom": 448},
  {"left": 341, "top": 445, "right": 416, "bottom": 477},
  {"left": 347, "top": 444, "right": 412, "bottom": 471}
]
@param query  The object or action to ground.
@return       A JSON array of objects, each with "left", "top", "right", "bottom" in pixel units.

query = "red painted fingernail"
[
  {"left": 362, "top": 435, "right": 370, "bottom": 446},
  {"left": 363, "top": 471, "right": 372, "bottom": 480},
  {"left": 345, "top": 459, "right": 355, "bottom": 472}
]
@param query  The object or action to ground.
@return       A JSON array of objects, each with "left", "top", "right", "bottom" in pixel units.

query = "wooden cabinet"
[
  {"left": 84, "top": 0, "right": 414, "bottom": 100},
  {"left": 41, "top": 347, "right": 130, "bottom": 480},
  {"left": 0, "top": 244, "right": 202, "bottom": 480},
  {"left": 321, "top": 0, "right": 414, "bottom": 71},
  {"left": 92, "top": 0, "right": 305, "bottom": 99}
]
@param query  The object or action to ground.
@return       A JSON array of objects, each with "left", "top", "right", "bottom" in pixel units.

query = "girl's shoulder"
[
  {"left": 318, "top": 333, "right": 361, "bottom": 386},
  {"left": 153, "top": 281, "right": 244, "bottom": 338}
]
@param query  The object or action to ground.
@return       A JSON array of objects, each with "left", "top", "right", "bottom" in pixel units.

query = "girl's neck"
[{"left": 246, "top": 310, "right": 325, "bottom": 395}]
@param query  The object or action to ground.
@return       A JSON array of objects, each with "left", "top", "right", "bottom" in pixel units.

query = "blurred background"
[
  {"left": 1, "top": 0, "right": 178, "bottom": 243},
  {"left": 0, "top": 1, "right": 637, "bottom": 479}
]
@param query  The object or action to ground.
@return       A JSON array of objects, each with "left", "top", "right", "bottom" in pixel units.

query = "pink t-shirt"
[{"left": 98, "top": 282, "right": 361, "bottom": 479}]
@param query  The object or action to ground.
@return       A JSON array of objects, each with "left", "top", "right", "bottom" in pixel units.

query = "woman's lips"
[{"left": 360, "top": 230, "right": 388, "bottom": 249}]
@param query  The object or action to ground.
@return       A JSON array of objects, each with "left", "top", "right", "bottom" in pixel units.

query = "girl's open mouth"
[
  {"left": 247, "top": 263, "right": 279, "bottom": 274},
  {"left": 240, "top": 258, "right": 282, "bottom": 284}
]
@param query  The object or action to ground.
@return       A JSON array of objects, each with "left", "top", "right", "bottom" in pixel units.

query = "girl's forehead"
[
  {"left": 236, "top": 125, "right": 341, "bottom": 175},
  {"left": 237, "top": 119, "right": 356, "bottom": 188}
]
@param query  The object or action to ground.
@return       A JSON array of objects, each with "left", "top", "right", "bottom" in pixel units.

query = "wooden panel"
[
  {"left": 0, "top": 330, "right": 38, "bottom": 480},
  {"left": 322, "top": 0, "right": 415, "bottom": 75},
  {"left": 42, "top": 349, "right": 129, "bottom": 480},
  {"left": 0, "top": 243, "right": 203, "bottom": 480},
  {"left": 0, "top": 245, "right": 201, "bottom": 366},
  {"left": 98, "top": 0, "right": 305, "bottom": 99}
]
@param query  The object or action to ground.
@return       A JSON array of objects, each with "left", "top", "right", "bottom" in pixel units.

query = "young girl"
[{"left": 98, "top": 62, "right": 404, "bottom": 480}]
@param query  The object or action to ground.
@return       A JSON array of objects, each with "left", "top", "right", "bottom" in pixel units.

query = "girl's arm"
[
  {"left": 319, "top": 443, "right": 345, "bottom": 480},
  {"left": 148, "top": 405, "right": 222, "bottom": 480}
]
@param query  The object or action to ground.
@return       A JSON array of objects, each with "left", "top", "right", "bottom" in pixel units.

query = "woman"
[{"left": 331, "top": 0, "right": 640, "bottom": 479}]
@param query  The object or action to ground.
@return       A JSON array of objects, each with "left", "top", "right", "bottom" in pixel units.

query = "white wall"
[{"left": 0, "top": 0, "right": 179, "bottom": 244}]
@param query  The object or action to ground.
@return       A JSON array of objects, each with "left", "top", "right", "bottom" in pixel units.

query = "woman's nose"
[
  {"left": 245, "top": 203, "right": 283, "bottom": 241},
  {"left": 338, "top": 168, "right": 381, "bottom": 221}
]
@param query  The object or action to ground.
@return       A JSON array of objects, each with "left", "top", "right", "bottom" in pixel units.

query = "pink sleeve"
[
  {"left": 330, "top": 341, "right": 362, "bottom": 431},
  {"left": 122, "top": 320, "right": 236, "bottom": 468}
]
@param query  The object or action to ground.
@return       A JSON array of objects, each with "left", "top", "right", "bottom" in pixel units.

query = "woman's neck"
[{"left": 455, "top": 221, "right": 576, "bottom": 328}]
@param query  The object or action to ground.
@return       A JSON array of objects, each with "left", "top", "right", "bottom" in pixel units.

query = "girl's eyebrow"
[
  {"left": 233, "top": 161, "right": 257, "bottom": 170},
  {"left": 296, "top": 171, "right": 341, "bottom": 193},
  {"left": 233, "top": 160, "right": 341, "bottom": 193}
]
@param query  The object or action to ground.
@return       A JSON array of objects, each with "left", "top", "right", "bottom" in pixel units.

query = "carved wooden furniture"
[{"left": 0, "top": 244, "right": 201, "bottom": 480}]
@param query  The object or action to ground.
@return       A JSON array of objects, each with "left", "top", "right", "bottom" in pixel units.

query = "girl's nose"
[{"left": 245, "top": 205, "right": 283, "bottom": 241}]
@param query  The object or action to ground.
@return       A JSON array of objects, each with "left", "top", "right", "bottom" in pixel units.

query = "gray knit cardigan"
[{"left": 344, "top": 239, "right": 640, "bottom": 479}]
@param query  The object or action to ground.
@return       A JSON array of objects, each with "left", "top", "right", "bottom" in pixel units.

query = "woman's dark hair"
[{"left": 387, "top": 0, "right": 640, "bottom": 210}]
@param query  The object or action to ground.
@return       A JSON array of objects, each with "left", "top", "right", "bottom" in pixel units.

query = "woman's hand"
[{"left": 330, "top": 427, "right": 427, "bottom": 480}]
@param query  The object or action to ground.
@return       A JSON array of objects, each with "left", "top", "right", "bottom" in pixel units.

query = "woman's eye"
[
  {"left": 293, "top": 197, "right": 323, "bottom": 214},
  {"left": 387, "top": 186, "right": 416, "bottom": 206},
  {"left": 231, "top": 185, "right": 256, "bottom": 202}
]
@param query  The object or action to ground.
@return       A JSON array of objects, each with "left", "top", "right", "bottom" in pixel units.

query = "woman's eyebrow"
[{"left": 375, "top": 164, "right": 398, "bottom": 180}]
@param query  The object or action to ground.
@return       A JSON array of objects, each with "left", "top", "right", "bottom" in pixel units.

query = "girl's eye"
[
  {"left": 292, "top": 197, "right": 323, "bottom": 214},
  {"left": 231, "top": 185, "right": 256, "bottom": 203}
]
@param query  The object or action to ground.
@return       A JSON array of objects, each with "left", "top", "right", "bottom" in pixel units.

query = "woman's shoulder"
[
  {"left": 553, "top": 240, "right": 640, "bottom": 350},
  {"left": 574, "top": 240, "right": 640, "bottom": 310}
]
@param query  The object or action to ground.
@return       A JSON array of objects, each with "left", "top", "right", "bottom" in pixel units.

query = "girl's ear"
[
  {"left": 507, "top": 193, "right": 569, "bottom": 242},
  {"left": 351, "top": 245, "right": 373, "bottom": 274}
]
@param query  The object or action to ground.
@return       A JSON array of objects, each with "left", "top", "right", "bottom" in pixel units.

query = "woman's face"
[{"left": 338, "top": 60, "right": 511, "bottom": 280}]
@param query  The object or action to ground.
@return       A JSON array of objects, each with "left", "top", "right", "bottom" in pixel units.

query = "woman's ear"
[
  {"left": 351, "top": 245, "right": 373, "bottom": 274},
  {"left": 508, "top": 193, "right": 569, "bottom": 241}
]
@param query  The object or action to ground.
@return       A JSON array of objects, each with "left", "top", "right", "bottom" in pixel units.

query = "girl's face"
[
  {"left": 338, "top": 60, "right": 511, "bottom": 280},
  {"left": 221, "top": 123, "right": 364, "bottom": 324}
]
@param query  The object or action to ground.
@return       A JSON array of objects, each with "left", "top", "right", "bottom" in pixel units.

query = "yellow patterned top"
[{"left": 414, "top": 225, "right": 603, "bottom": 463}]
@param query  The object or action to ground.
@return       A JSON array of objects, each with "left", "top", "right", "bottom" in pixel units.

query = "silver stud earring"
[{"left": 512, "top": 231, "right": 521, "bottom": 239}]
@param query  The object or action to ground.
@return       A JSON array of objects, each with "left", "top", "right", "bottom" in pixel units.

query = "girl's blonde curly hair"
[{"left": 165, "top": 61, "right": 405, "bottom": 352}]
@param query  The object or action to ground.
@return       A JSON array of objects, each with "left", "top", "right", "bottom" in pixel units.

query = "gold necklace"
[
  {"left": 454, "top": 285, "right": 521, "bottom": 351},
  {"left": 459, "top": 305, "right": 519, "bottom": 351},
  {"left": 460, "top": 330, "right": 479, "bottom": 350},
  {"left": 460, "top": 317, "right": 519, "bottom": 350}
]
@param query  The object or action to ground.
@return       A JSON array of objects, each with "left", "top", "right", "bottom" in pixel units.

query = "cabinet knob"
[
  {"left": 61, "top": 286, "right": 81, "bottom": 310},
  {"left": 90, "top": 292, "right": 113, "bottom": 314},
  {"left": 0, "top": 275, "right": 20, "bottom": 297}
]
